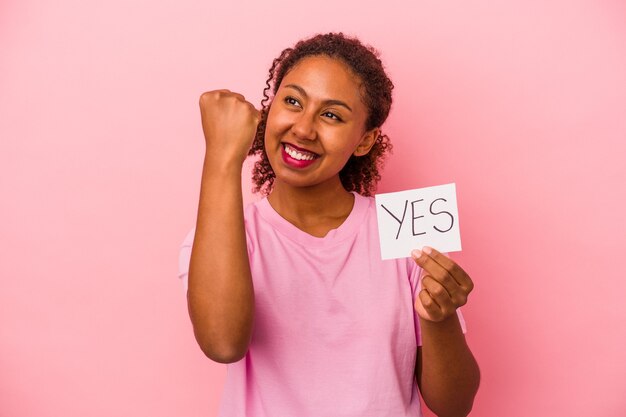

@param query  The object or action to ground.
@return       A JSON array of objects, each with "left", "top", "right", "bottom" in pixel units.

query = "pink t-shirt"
[{"left": 178, "top": 192, "right": 466, "bottom": 417}]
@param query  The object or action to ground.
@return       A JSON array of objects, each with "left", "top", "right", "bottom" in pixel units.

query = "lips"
[
  {"left": 282, "top": 143, "right": 319, "bottom": 159},
  {"left": 281, "top": 143, "right": 320, "bottom": 169}
]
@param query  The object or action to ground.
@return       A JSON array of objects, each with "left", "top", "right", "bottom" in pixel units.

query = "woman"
[{"left": 181, "top": 32, "right": 480, "bottom": 416}]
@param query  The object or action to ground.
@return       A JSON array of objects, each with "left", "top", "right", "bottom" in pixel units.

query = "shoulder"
[
  {"left": 243, "top": 197, "right": 267, "bottom": 228},
  {"left": 353, "top": 192, "right": 376, "bottom": 220}
]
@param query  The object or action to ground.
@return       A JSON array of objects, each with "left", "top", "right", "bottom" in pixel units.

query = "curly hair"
[{"left": 248, "top": 32, "right": 394, "bottom": 197}]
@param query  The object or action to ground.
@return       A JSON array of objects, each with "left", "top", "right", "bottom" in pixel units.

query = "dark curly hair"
[{"left": 248, "top": 32, "right": 394, "bottom": 197}]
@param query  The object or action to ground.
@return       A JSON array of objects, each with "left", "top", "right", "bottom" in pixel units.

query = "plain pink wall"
[{"left": 1, "top": 0, "right": 625, "bottom": 416}]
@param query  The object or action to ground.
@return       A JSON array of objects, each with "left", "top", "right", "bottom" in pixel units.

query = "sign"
[{"left": 375, "top": 183, "right": 462, "bottom": 260}]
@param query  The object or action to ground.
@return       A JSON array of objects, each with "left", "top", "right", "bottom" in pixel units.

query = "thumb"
[{"left": 414, "top": 269, "right": 435, "bottom": 321}]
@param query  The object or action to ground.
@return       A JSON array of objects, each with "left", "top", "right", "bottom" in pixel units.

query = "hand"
[
  {"left": 199, "top": 90, "right": 261, "bottom": 166},
  {"left": 411, "top": 246, "right": 474, "bottom": 323}
]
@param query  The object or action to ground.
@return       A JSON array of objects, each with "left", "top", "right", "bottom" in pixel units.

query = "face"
[{"left": 264, "top": 55, "right": 379, "bottom": 190}]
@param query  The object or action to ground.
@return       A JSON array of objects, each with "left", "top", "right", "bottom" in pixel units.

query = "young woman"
[{"left": 181, "top": 32, "right": 480, "bottom": 417}]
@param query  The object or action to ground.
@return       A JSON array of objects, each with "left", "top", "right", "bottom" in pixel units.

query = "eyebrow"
[{"left": 284, "top": 84, "right": 353, "bottom": 112}]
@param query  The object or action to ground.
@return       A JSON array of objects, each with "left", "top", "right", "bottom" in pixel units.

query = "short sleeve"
[
  {"left": 177, "top": 205, "right": 255, "bottom": 296},
  {"left": 408, "top": 253, "right": 467, "bottom": 347},
  {"left": 178, "top": 227, "right": 196, "bottom": 294}
]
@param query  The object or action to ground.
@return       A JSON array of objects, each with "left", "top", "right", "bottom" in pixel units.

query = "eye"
[
  {"left": 322, "top": 111, "right": 342, "bottom": 122},
  {"left": 284, "top": 96, "right": 301, "bottom": 107}
]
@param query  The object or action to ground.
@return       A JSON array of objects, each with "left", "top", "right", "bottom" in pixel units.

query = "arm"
[
  {"left": 412, "top": 247, "right": 480, "bottom": 417},
  {"left": 415, "top": 317, "right": 480, "bottom": 416},
  {"left": 187, "top": 90, "right": 260, "bottom": 364}
]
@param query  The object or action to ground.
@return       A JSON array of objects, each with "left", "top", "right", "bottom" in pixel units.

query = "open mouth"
[{"left": 282, "top": 143, "right": 320, "bottom": 161}]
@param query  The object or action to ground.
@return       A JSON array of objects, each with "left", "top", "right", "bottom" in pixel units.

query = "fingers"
[
  {"left": 417, "top": 287, "right": 439, "bottom": 321},
  {"left": 412, "top": 246, "right": 473, "bottom": 294},
  {"left": 198, "top": 90, "right": 260, "bottom": 124},
  {"left": 198, "top": 89, "right": 262, "bottom": 163},
  {"left": 419, "top": 275, "right": 456, "bottom": 321},
  {"left": 224, "top": 92, "right": 261, "bottom": 123},
  {"left": 199, "top": 90, "right": 256, "bottom": 109},
  {"left": 411, "top": 246, "right": 474, "bottom": 322},
  {"left": 248, "top": 104, "right": 261, "bottom": 124}
]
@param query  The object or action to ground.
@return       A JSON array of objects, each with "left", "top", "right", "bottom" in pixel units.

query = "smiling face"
[{"left": 264, "top": 55, "right": 380, "bottom": 191}]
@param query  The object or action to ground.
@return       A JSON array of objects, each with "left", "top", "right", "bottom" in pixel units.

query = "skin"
[
  {"left": 188, "top": 55, "right": 479, "bottom": 416},
  {"left": 188, "top": 89, "right": 259, "bottom": 362},
  {"left": 264, "top": 56, "right": 379, "bottom": 235},
  {"left": 412, "top": 246, "right": 481, "bottom": 416}
]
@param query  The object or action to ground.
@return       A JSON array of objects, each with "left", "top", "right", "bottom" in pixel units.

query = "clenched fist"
[{"left": 199, "top": 90, "right": 261, "bottom": 166}]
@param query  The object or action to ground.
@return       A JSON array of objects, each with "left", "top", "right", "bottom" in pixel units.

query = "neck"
[{"left": 267, "top": 176, "right": 355, "bottom": 225}]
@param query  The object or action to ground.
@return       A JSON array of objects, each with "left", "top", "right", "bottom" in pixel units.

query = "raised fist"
[{"left": 199, "top": 90, "right": 261, "bottom": 166}]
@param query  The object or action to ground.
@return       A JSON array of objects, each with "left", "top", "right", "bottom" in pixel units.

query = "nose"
[{"left": 291, "top": 110, "right": 317, "bottom": 141}]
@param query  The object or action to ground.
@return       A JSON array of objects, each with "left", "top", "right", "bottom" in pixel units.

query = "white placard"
[{"left": 375, "top": 183, "right": 462, "bottom": 260}]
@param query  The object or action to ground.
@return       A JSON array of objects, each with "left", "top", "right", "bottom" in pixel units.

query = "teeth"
[{"left": 284, "top": 144, "right": 317, "bottom": 161}]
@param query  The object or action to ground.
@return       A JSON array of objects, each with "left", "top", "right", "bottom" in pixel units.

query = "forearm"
[
  {"left": 187, "top": 155, "right": 254, "bottom": 363},
  {"left": 417, "top": 314, "right": 480, "bottom": 417}
]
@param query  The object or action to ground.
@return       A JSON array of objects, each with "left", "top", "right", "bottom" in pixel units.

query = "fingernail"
[
  {"left": 423, "top": 246, "right": 432, "bottom": 255},
  {"left": 411, "top": 249, "right": 422, "bottom": 259}
]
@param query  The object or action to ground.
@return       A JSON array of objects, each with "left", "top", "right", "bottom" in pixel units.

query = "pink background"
[{"left": 2, "top": 0, "right": 625, "bottom": 416}]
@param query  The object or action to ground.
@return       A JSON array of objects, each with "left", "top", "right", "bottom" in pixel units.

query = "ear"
[{"left": 353, "top": 127, "right": 380, "bottom": 157}]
